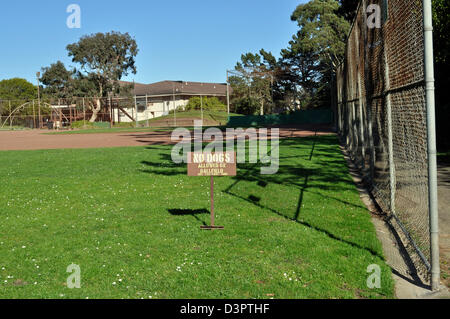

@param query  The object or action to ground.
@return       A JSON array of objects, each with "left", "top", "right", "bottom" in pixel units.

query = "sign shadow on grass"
[{"left": 168, "top": 208, "right": 209, "bottom": 226}]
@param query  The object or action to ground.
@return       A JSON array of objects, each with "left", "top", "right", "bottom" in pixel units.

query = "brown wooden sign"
[
  {"left": 187, "top": 152, "right": 236, "bottom": 230},
  {"left": 187, "top": 152, "right": 236, "bottom": 177}
]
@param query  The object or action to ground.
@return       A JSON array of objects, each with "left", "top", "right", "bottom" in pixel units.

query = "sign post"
[
  {"left": 187, "top": 151, "right": 236, "bottom": 230},
  {"left": 209, "top": 176, "right": 216, "bottom": 229}
]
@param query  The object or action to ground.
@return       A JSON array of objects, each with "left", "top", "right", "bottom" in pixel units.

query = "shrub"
[
  {"left": 185, "top": 96, "right": 226, "bottom": 112},
  {"left": 233, "top": 97, "right": 260, "bottom": 115},
  {"left": 70, "top": 121, "right": 111, "bottom": 129},
  {"left": 71, "top": 120, "right": 95, "bottom": 129}
]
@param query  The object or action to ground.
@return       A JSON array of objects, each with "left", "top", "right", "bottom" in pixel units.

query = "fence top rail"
[{"left": 0, "top": 92, "right": 228, "bottom": 104}]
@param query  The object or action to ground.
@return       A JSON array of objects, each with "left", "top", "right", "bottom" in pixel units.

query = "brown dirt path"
[{"left": 0, "top": 126, "right": 334, "bottom": 151}]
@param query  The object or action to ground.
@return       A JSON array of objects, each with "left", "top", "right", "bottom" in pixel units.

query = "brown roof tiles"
[{"left": 120, "top": 80, "right": 228, "bottom": 96}]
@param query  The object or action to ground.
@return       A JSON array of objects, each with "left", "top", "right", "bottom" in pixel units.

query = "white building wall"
[{"left": 116, "top": 97, "right": 189, "bottom": 123}]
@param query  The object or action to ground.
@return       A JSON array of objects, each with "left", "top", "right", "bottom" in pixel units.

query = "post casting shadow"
[{"left": 168, "top": 208, "right": 209, "bottom": 226}]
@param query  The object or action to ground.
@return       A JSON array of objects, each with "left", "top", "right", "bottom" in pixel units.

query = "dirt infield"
[{"left": 0, "top": 125, "right": 335, "bottom": 151}]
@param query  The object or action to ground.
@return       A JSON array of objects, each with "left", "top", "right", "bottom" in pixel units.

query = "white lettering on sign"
[{"left": 193, "top": 152, "right": 232, "bottom": 164}]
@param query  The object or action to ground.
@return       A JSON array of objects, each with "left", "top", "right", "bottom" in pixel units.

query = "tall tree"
[
  {"left": 280, "top": 41, "right": 322, "bottom": 109},
  {"left": 290, "top": 0, "right": 350, "bottom": 71},
  {"left": 0, "top": 78, "right": 37, "bottom": 116},
  {"left": 40, "top": 61, "right": 74, "bottom": 99},
  {"left": 432, "top": 0, "right": 450, "bottom": 149},
  {"left": 282, "top": 0, "right": 350, "bottom": 109},
  {"left": 259, "top": 49, "right": 298, "bottom": 112},
  {"left": 66, "top": 31, "right": 138, "bottom": 121},
  {"left": 337, "top": 0, "right": 359, "bottom": 22},
  {"left": 231, "top": 52, "right": 277, "bottom": 115},
  {"left": 0, "top": 78, "right": 37, "bottom": 100}
]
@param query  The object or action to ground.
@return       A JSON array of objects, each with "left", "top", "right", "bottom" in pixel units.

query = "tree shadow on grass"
[{"left": 168, "top": 208, "right": 209, "bottom": 226}]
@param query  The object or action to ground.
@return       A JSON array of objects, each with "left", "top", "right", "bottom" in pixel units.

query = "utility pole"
[
  {"left": 36, "top": 72, "right": 41, "bottom": 129},
  {"left": 82, "top": 97, "right": 86, "bottom": 127},
  {"left": 32, "top": 100, "right": 36, "bottom": 128},
  {"left": 109, "top": 93, "right": 113, "bottom": 129},
  {"left": 226, "top": 71, "right": 230, "bottom": 115},
  {"left": 133, "top": 80, "right": 138, "bottom": 128},
  {"left": 145, "top": 94, "right": 149, "bottom": 127},
  {"left": 9, "top": 100, "right": 12, "bottom": 129},
  {"left": 173, "top": 85, "right": 177, "bottom": 126},
  {"left": 134, "top": 95, "right": 138, "bottom": 128},
  {"left": 200, "top": 95, "right": 203, "bottom": 125}
]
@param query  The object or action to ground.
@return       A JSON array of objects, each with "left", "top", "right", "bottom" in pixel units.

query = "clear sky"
[{"left": 0, "top": 0, "right": 305, "bottom": 85}]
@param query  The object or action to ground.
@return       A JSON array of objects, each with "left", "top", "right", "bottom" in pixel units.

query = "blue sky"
[{"left": 0, "top": 0, "right": 305, "bottom": 85}]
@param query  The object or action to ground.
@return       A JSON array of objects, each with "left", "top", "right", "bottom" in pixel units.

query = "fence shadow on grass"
[
  {"left": 223, "top": 136, "right": 385, "bottom": 261},
  {"left": 226, "top": 189, "right": 385, "bottom": 261}
]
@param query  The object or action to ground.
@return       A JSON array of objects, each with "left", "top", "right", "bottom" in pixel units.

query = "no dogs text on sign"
[
  {"left": 187, "top": 152, "right": 237, "bottom": 177},
  {"left": 187, "top": 152, "right": 236, "bottom": 230}
]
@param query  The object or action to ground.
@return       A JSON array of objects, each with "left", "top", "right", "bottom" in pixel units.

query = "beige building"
[{"left": 116, "top": 80, "right": 229, "bottom": 123}]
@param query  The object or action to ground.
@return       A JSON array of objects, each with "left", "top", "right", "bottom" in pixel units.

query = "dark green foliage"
[
  {"left": 231, "top": 0, "right": 351, "bottom": 112},
  {"left": 0, "top": 78, "right": 38, "bottom": 116},
  {"left": 66, "top": 31, "right": 138, "bottom": 98},
  {"left": 185, "top": 96, "right": 226, "bottom": 112},
  {"left": 231, "top": 52, "right": 275, "bottom": 115},
  {"left": 233, "top": 96, "right": 261, "bottom": 115},
  {"left": 40, "top": 61, "right": 74, "bottom": 98},
  {"left": 0, "top": 78, "right": 37, "bottom": 100},
  {"left": 433, "top": 0, "right": 450, "bottom": 150},
  {"left": 290, "top": 0, "right": 350, "bottom": 71},
  {"left": 337, "top": 0, "right": 360, "bottom": 22}
]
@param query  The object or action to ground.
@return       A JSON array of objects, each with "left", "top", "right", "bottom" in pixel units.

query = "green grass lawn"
[{"left": 0, "top": 135, "right": 394, "bottom": 298}]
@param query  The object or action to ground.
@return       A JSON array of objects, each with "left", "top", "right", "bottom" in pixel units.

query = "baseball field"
[{"left": 0, "top": 127, "right": 394, "bottom": 298}]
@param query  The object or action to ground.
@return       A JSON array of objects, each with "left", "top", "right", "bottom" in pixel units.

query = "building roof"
[{"left": 120, "top": 80, "right": 229, "bottom": 97}]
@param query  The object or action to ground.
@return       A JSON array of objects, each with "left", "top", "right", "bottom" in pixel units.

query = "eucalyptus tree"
[{"left": 66, "top": 31, "right": 138, "bottom": 122}]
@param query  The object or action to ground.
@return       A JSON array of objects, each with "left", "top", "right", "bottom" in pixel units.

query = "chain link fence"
[
  {"left": 0, "top": 96, "right": 139, "bottom": 130},
  {"left": 335, "top": 0, "right": 432, "bottom": 278}
]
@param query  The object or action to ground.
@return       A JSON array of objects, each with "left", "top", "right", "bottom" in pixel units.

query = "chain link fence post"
[
  {"left": 335, "top": 0, "right": 439, "bottom": 288},
  {"left": 423, "top": 0, "right": 440, "bottom": 291}
]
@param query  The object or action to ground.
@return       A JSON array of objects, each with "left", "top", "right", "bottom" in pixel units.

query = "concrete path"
[
  {"left": 343, "top": 145, "right": 450, "bottom": 298},
  {"left": 437, "top": 162, "right": 450, "bottom": 289}
]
